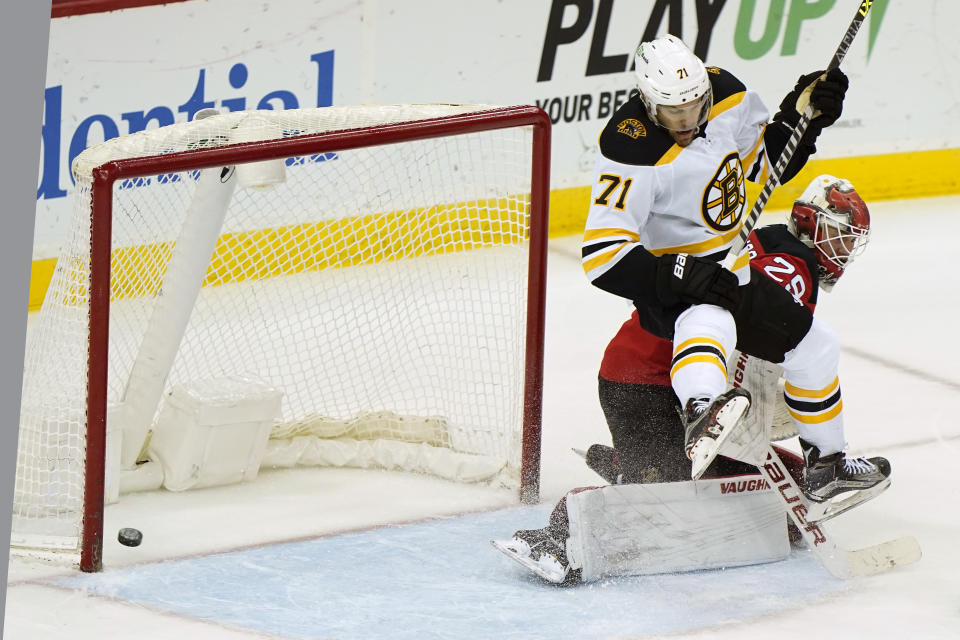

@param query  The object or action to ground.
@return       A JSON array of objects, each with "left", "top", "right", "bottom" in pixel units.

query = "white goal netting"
[{"left": 14, "top": 105, "right": 546, "bottom": 565}]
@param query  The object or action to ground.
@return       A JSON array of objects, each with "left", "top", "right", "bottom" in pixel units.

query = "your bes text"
[{"left": 535, "top": 89, "right": 631, "bottom": 125}]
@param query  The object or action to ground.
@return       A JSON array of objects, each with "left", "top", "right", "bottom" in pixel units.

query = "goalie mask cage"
[{"left": 14, "top": 104, "right": 550, "bottom": 572}]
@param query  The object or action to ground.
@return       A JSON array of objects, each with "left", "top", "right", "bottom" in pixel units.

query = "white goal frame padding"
[{"left": 115, "top": 166, "right": 238, "bottom": 468}]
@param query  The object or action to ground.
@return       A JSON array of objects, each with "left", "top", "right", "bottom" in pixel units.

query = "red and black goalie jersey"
[{"left": 599, "top": 224, "right": 820, "bottom": 386}]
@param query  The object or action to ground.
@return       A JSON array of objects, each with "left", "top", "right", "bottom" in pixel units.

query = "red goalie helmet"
[{"left": 788, "top": 175, "right": 870, "bottom": 291}]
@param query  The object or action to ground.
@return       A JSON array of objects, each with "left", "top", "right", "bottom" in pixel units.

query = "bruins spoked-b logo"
[
  {"left": 701, "top": 152, "right": 745, "bottom": 232},
  {"left": 616, "top": 118, "right": 646, "bottom": 139}
]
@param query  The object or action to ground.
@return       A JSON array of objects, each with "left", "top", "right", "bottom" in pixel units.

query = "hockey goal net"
[{"left": 14, "top": 104, "right": 550, "bottom": 571}]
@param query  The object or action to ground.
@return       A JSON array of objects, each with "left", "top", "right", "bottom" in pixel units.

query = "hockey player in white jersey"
[
  {"left": 581, "top": 35, "right": 886, "bottom": 492},
  {"left": 493, "top": 34, "right": 891, "bottom": 585},
  {"left": 494, "top": 173, "right": 887, "bottom": 585},
  {"left": 589, "top": 174, "right": 887, "bottom": 505}
]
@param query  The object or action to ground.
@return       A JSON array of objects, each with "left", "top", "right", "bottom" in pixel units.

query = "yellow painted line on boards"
[
  {"left": 26, "top": 147, "right": 960, "bottom": 311},
  {"left": 30, "top": 199, "right": 527, "bottom": 310},
  {"left": 547, "top": 147, "right": 960, "bottom": 238}
]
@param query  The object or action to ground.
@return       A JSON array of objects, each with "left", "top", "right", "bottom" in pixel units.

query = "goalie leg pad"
[{"left": 565, "top": 478, "right": 789, "bottom": 582}]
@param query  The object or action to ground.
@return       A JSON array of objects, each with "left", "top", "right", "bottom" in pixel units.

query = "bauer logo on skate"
[{"left": 701, "top": 153, "right": 746, "bottom": 232}]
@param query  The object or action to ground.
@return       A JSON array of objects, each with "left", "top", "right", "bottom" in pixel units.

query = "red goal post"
[{"left": 15, "top": 104, "right": 550, "bottom": 572}]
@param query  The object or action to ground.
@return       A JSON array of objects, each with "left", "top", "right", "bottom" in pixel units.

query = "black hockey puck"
[{"left": 118, "top": 527, "right": 143, "bottom": 547}]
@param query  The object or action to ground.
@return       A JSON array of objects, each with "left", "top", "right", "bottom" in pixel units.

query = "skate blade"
[
  {"left": 491, "top": 539, "right": 568, "bottom": 584},
  {"left": 689, "top": 396, "right": 750, "bottom": 480},
  {"left": 806, "top": 477, "right": 892, "bottom": 524}
]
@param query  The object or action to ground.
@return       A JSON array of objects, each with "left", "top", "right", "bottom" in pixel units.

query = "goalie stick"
[
  {"left": 759, "top": 445, "right": 920, "bottom": 579},
  {"left": 689, "top": 0, "right": 880, "bottom": 476},
  {"left": 707, "top": 1, "right": 917, "bottom": 578}
]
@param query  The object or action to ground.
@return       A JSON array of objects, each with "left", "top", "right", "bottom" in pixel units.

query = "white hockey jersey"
[{"left": 582, "top": 67, "right": 776, "bottom": 300}]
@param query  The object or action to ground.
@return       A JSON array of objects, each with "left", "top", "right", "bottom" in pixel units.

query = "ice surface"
[
  {"left": 53, "top": 505, "right": 847, "bottom": 640},
  {"left": 5, "top": 196, "right": 960, "bottom": 640}
]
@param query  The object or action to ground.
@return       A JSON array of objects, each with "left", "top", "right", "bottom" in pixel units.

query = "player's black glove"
[
  {"left": 776, "top": 67, "right": 848, "bottom": 134},
  {"left": 655, "top": 253, "right": 741, "bottom": 312}
]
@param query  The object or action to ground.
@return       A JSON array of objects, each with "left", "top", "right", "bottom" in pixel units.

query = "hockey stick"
[
  {"left": 687, "top": 0, "right": 880, "bottom": 479},
  {"left": 720, "top": 0, "right": 875, "bottom": 270},
  {"left": 759, "top": 446, "right": 920, "bottom": 579}
]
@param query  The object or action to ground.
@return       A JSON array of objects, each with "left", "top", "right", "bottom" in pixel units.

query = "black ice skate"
[
  {"left": 491, "top": 528, "right": 581, "bottom": 585},
  {"left": 800, "top": 438, "right": 891, "bottom": 523},
  {"left": 683, "top": 388, "right": 752, "bottom": 481}
]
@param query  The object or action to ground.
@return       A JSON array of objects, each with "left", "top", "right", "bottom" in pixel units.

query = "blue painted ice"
[{"left": 57, "top": 504, "right": 845, "bottom": 639}]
